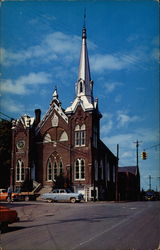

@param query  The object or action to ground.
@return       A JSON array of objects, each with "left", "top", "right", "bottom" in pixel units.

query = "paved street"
[{"left": 0, "top": 201, "right": 159, "bottom": 250}]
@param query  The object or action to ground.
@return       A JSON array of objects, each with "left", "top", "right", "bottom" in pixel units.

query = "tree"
[
  {"left": 53, "top": 174, "right": 70, "bottom": 189},
  {"left": 20, "top": 178, "right": 33, "bottom": 192},
  {"left": 0, "top": 119, "right": 12, "bottom": 188}
]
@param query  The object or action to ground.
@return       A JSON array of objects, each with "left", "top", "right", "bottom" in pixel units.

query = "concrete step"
[{"left": 38, "top": 186, "right": 52, "bottom": 195}]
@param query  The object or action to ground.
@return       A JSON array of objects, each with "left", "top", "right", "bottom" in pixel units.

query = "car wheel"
[
  {"left": 70, "top": 197, "right": 76, "bottom": 203},
  {"left": 0, "top": 222, "right": 8, "bottom": 233}
]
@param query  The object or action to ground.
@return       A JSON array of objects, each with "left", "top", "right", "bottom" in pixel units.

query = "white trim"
[
  {"left": 74, "top": 124, "right": 86, "bottom": 147},
  {"left": 74, "top": 159, "right": 85, "bottom": 180},
  {"left": 16, "top": 159, "right": 25, "bottom": 182},
  {"left": 59, "top": 131, "right": 68, "bottom": 141}
]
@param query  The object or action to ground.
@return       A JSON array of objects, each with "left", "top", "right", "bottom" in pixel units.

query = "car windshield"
[
  {"left": 66, "top": 189, "right": 72, "bottom": 193},
  {"left": 146, "top": 192, "right": 154, "bottom": 196}
]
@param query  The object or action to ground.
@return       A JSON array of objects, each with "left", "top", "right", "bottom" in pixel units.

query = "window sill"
[{"left": 74, "top": 179, "right": 85, "bottom": 181}]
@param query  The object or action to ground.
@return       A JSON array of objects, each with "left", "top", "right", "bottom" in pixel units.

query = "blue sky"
[{"left": 0, "top": 0, "right": 159, "bottom": 191}]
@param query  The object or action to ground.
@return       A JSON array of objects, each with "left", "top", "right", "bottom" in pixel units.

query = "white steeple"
[
  {"left": 66, "top": 25, "right": 96, "bottom": 114},
  {"left": 76, "top": 26, "right": 93, "bottom": 100}
]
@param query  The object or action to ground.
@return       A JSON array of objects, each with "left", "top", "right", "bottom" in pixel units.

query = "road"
[{"left": 0, "top": 201, "right": 159, "bottom": 250}]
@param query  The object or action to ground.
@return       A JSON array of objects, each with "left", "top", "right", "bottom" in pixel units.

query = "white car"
[{"left": 41, "top": 189, "right": 84, "bottom": 203}]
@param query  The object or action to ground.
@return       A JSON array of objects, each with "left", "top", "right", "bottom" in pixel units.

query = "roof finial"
[
  {"left": 53, "top": 85, "right": 58, "bottom": 99},
  {"left": 82, "top": 9, "right": 87, "bottom": 39},
  {"left": 83, "top": 8, "right": 86, "bottom": 28}
]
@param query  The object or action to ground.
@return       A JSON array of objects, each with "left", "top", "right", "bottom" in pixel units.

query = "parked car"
[
  {"left": 144, "top": 191, "right": 156, "bottom": 201},
  {"left": 0, "top": 188, "right": 20, "bottom": 202},
  {"left": 41, "top": 189, "right": 84, "bottom": 203},
  {"left": 0, "top": 206, "right": 19, "bottom": 233}
]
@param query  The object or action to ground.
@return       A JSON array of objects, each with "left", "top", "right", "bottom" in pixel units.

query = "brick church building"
[{"left": 10, "top": 26, "right": 117, "bottom": 201}]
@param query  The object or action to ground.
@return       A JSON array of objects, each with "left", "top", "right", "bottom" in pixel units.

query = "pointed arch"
[
  {"left": 80, "top": 81, "right": 83, "bottom": 93},
  {"left": 59, "top": 131, "right": 68, "bottom": 141},
  {"left": 81, "top": 124, "right": 86, "bottom": 130},
  {"left": 47, "top": 154, "right": 64, "bottom": 181},
  {"left": 43, "top": 133, "right": 51, "bottom": 143},
  {"left": 75, "top": 124, "right": 80, "bottom": 131}
]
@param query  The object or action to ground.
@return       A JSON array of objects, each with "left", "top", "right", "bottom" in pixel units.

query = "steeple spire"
[
  {"left": 65, "top": 22, "right": 96, "bottom": 114},
  {"left": 77, "top": 23, "right": 93, "bottom": 101}
]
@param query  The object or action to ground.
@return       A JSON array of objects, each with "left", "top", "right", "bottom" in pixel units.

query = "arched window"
[
  {"left": 75, "top": 124, "right": 86, "bottom": 146},
  {"left": 43, "top": 133, "right": 51, "bottom": 143},
  {"left": 80, "top": 81, "right": 83, "bottom": 93},
  {"left": 16, "top": 159, "right": 25, "bottom": 182},
  {"left": 75, "top": 125, "right": 80, "bottom": 131},
  {"left": 53, "top": 162, "right": 57, "bottom": 179},
  {"left": 59, "top": 161, "right": 63, "bottom": 175},
  {"left": 47, "top": 159, "right": 52, "bottom": 181},
  {"left": 80, "top": 124, "right": 85, "bottom": 146},
  {"left": 75, "top": 159, "right": 85, "bottom": 180},
  {"left": 47, "top": 157, "right": 63, "bottom": 181},
  {"left": 21, "top": 161, "right": 25, "bottom": 181},
  {"left": 16, "top": 161, "right": 20, "bottom": 181},
  {"left": 59, "top": 131, "right": 68, "bottom": 141}
]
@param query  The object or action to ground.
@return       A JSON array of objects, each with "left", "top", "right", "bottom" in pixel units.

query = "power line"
[
  {"left": 17, "top": 7, "right": 151, "bottom": 72},
  {"left": 0, "top": 112, "right": 14, "bottom": 120},
  {"left": 144, "top": 144, "right": 160, "bottom": 151}
]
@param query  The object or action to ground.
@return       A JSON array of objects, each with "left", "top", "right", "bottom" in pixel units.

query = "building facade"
[
  {"left": 11, "top": 26, "right": 117, "bottom": 201},
  {"left": 118, "top": 166, "right": 140, "bottom": 201}
]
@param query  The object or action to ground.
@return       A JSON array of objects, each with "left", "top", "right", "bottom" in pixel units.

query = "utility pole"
[
  {"left": 133, "top": 140, "right": 142, "bottom": 168},
  {"left": 116, "top": 144, "right": 119, "bottom": 201},
  {"left": 149, "top": 175, "right": 152, "bottom": 190},
  {"left": 133, "top": 140, "right": 142, "bottom": 200},
  {"left": 158, "top": 177, "right": 160, "bottom": 192}
]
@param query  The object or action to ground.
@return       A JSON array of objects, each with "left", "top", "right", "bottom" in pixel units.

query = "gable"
[
  {"left": 12, "top": 114, "right": 35, "bottom": 131},
  {"left": 36, "top": 103, "right": 68, "bottom": 135}
]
